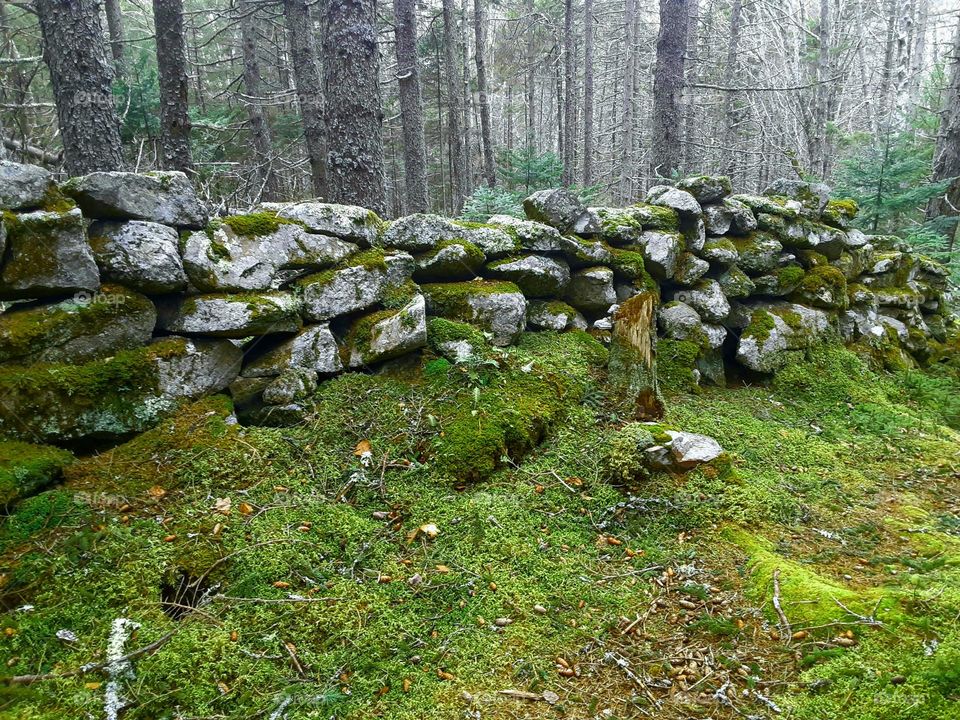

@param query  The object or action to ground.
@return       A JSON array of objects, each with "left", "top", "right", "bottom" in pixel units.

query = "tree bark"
[
  {"left": 153, "top": 0, "right": 193, "bottom": 171},
  {"left": 35, "top": 0, "right": 124, "bottom": 175},
  {"left": 582, "top": 0, "right": 594, "bottom": 186},
  {"left": 618, "top": 0, "right": 636, "bottom": 201},
  {"left": 927, "top": 13, "right": 960, "bottom": 237},
  {"left": 806, "top": 0, "right": 831, "bottom": 178},
  {"left": 720, "top": 0, "right": 742, "bottom": 178},
  {"left": 104, "top": 0, "right": 126, "bottom": 81},
  {"left": 525, "top": 0, "right": 535, "bottom": 150},
  {"left": 283, "top": 0, "right": 326, "bottom": 198},
  {"left": 608, "top": 291, "right": 664, "bottom": 420},
  {"left": 680, "top": 0, "right": 699, "bottom": 173},
  {"left": 393, "top": 0, "right": 430, "bottom": 212},
  {"left": 561, "top": 0, "right": 575, "bottom": 186},
  {"left": 441, "top": 0, "right": 467, "bottom": 213},
  {"left": 322, "top": 0, "right": 386, "bottom": 214},
  {"left": 650, "top": 0, "right": 688, "bottom": 181},
  {"left": 473, "top": 0, "right": 495, "bottom": 187},
  {"left": 239, "top": 3, "right": 281, "bottom": 202}
]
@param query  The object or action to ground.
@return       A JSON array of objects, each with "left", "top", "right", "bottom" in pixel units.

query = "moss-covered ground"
[{"left": 2, "top": 332, "right": 959, "bottom": 719}]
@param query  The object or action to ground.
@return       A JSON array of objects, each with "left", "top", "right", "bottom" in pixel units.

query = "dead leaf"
[
  {"left": 213, "top": 497, "right": 232, "bottom": 515},
  {"left": 354, "top": 439, "right": 372, "bottom": 456},
  {"left": 238, "top": 502, "right": 253, "bottom": 515}
]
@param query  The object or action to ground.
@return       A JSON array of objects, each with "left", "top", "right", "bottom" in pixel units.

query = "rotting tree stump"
[{"left": 608, "top": 291, "right": 664, "bottom": 419}]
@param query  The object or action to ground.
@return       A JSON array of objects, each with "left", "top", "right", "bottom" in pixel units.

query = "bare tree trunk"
[
  {"left": 240, "top": 3, "right": 280, "bottom": 202},
  {"left": 525, "top": 0, "right": 535, "bottom": 150},
  {"left": 561, "top": 0, "right": 575, "bottom": 186},
  {"left": 283, "top": 0, "right": 327, "bottom": 198},
  {"left": 460, "top": 0, "right": 473, "bottom": 194},
  {"left": 322, "top": 0, "right": 386, "bottom": 214},
  {"left": 394, "top": 0, "right": 430, "bottom": 211},
  {"left": 441, "top": 0, "right": 467, "bottom": 213},
  {"left": 807, "top": 0, "right": 831, "bottom": 178},
  {"left": 473, "top": 0, "right": 495, "bottom": 187},
  {"left": 35, "top": 0, "right": 123, "bottom": 175},
  {"left": 153, "top": 0, "right": 193, "bottom": 171},
  {"left": 582, "top": 0, "right": 594, "bottom": 186},
  {"left": 618, "top": 0, "right": 636, "bottom": 200},
  {"left": 650, "top": 0, "right": 688, "bottom": 181},
  {"left": 720, "top": 0, "right": 742, "bottom": 177},
  {"left": 104, "top": 0, "right": 126, "bottom": 81},
  {"left": 680, "top": 0, "right": 699, "bottom": 173},
  {"left": 927, "top": 13, "right": 960, "bottom": 239}
]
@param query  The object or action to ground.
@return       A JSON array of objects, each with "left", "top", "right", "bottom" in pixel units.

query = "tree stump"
[{"left": 608, "top": 291, "right": 664, "bottom": 419}]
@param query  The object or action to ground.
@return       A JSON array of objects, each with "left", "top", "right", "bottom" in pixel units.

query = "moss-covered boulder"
[
  {"left": 791, "top": 264, "right": 848, "bottom": 310},
  {"left": 523, "top": 188, "right": 598, "bottom": 234},
  {"left": 379, "top": 213, "right": 465, "bottom": 253},
  {"left": 714, "top": 265, "right": 756, "bottom": 299},
  {"left": 735, "top": 303, "right": 832, "bottom": 373},
  {"left": 703, "top": 203, "right": 733, "bottom": 235},
  {"left": 565, "top": 266, "right": 617, "bottom": 315},
  {"left": 423, "top": 280, "right": 527, "bottom": 346},
  {"left": 0, "top": 439, "right": 74, "bottom": 505},
  {"left": 527, "top": 300, "right": 587, "bottom": 331},
  {"left": 676, "top": 175, "right": 732, "bottom": 203},
  {"left": 751, "top": 265, "right": 805, "bottom": 297},
  {"left": 158, "top": 291, "right": 301, "bottom": 337},
  {"left": 0, "top": 209, "right": 100, "bottom": 299},
  {"left": 426, "top": 316, "right": 491, "bottom": 362},
  {"left": 486, "top": 214, "right": 565, "bottom": 253},
  {"left": 0, "top": 337, "right": 241, "bottom": 443},
  {"left": 62, "top": 170, "right": 208, "bottom": 228},
  {"left": 729, "top": 193, "right": 801, "bottom": 220},
  {"left": 821, "top": 198, "right": 859, "bottom": 229},
  {"left": 298, "top": 249, "right": 414, "bottom": 322},
  {"left": 595, "top": 206, "right": 644, "bottom": 245},
  {"left": 277, "top": 201, "right": 384, "bottom": 246},
  {"left": 0, "top": 285, "right": 156, "bottom": 366},
  {"left": 673, "top": 252, "right": 710, "bottom": 287},
  {"left": 182, "top": 213, "right": 358, "bottom": 292},
  {"left": 675, "top": 279, "right": 730, "bottom": 323},
  {"left": 414, "top": 239, "right": 485, "bottom": 281},
  {"left": 342, "top": 295, "right": 427, "bottom": 368},
  {"left": 485, "top": 255, "right": 570, "bottom": 297},
  {"left": 241, "top": 323, "right": 342, "bottom": 377},
  {"left": 699, "top": 238, "right": 738, "bottom": 265},
  {"left": 625, "top": 230, "right": 683, "bottom": 280},
  {"left": 0, "top": 160, "right": 54, "bottom": 210},
  {"left": 724, "top": 197, "right": 758, "bottom": 234},
  {"left": 89, "top": 219, "right": 188, "bottom": 293},
  {"left": 762, "top": 178, "right": 831, "bottom": 215},
  {"left": 658, "top": 301, "right": 704, "bottom": 340},
  {"left": 646, "top": 185, "right": 702, "bottom": 216},
  {"left": 461, "top": 223, "right": 520, "bottom": 258},
  {"left": 730, "top": 232, "right": 782, "bottom": 274}
]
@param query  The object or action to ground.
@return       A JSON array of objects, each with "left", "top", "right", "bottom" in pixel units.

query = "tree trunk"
[
  {"left": 720, "top": 0, "right": 742, "bottom": 177},
  {"left": 460, "top": 0, "right": 473, "bottom": 195},
  {"left": 283, "top": 0, "right": 327, "bottom": 198},
  {"left": 650, "top": 0, "right": 688, "bottom": 181},
  {"left": 807, "top": 0, "right": 831, "bottom": 179},
  {"left": 582, "top": 0, "right": 594, "bottom": 186},
  {"left": 393, "top": 0, "right": 430, "bottom": 211},
  {"left": 441, "top": 0, "right": 467, "bottom": 213},
  {"left": 927, "top": 13, "right": 960, "bottom": 239},
  {"left": 680, "top": 0, "right": 699, "bottom": 173},
  {"left": 153, "top": 0, "right": 193, "bottom": 171},
  {"left": 35, "top": 0, "right": 123, "bottom": 175},
  {"left": 322, "top": 0, "right": 386, "bottom": 214},
  {"left": 240, "top": 3, "right": 280, "bottom": 202},
  {"left": 473, "top": 0, "right": 495, "bottom": 187},
  {"left": 561, "top": 0, "right": 575, "bottom": 186},
  {"left": 618, "top": 0, "right": 636, "bottom": 201},
  {"left": 104, "top": 0, "right": 126, "bottom": 81},
  {"left": 608, "top": 291, "right": 664, "bottom": 420},
  {"left": 525, "top": 0, "right": 535, "bottom": 149}
]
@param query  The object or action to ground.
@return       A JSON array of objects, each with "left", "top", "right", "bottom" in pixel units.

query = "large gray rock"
[
  {"left": 62, "top": 171, "right": 207, "bottom": 228},
  {"left": 261, "top": 368, "right": 318, "bottom": 406},
  {"left": 736, "top": 303, "right": 831, "bottom": 372},
  {"left": 715, "top": 265, "right": 756, "bottom": 299},
  {"left": 0, "top": 209, "right": 100, "bottom": 299},
  {"left": 675, "top": 176, "right": 732, "bottom": 204},
  {"left": 422, "top": 281, "right": 528, "bottom": 346},
  {"left": 299, "top": 250, "right": 414, "bottom": 321},
  {"left": 242, "top": 324, "right": 343, "bottom": 377},
  {"left": 658, "top": 301, "right": 703, "bottom": 340},
  {"left": 485, "top": 255, "right": 570, "bottom": 297},
  {"left": 0, "top": 337, "right": 241, "bottom": 443},
  {"left": 379, "top": 213, "right": 462, "bottom": 253},
  {"left": 763, "top": 178, "right": 831, "bottom": 215},
  {"left": 673, "top": 252, "right": 710, "bottom": 287},
  {"left": 486, "top": 214, "right": 565, "bottom": 253},
  {"left": 699, "top": 238, "right": 739, "bottom": 265},
  {"left": 0, "top": 285, "right": 156, "bottom": 365},
  {"left": 666, "top": 431, "right": 724, "bottom": 469},
  {"left": 345, "top": 295, "right": 428, "bottom": 367},
  {"left": 724, "top": 197, "right": 758, "bottom": 234},
  {"left": 646, "top": 186, "right": 703, "bottom": 216},
  {"left": 414, "top": 240, "right": 485, "bottom": 281},
  {"left": 0, "top": 161, "right": 53, "bottom": 210},
  {"left": 465, "top": 226, "right": 520, "bottom": 258},
  {"left": 703, "top": 204, "right": 733, "bottom": 235},
  {"left": 731, "top": 233, "right": 782, "bottom": 273},
  {"left": 523, "top": 188, "right": 597, "bottom": 234},
  {"left": 89, "top": 220, "right": 188, "bottom": 294},
  {"left": 276, "top": 202, "right": 383, "bottom": 246},
  {"left": 677, "top": 279, "right": 729, "bottom": 323},
  {"left": 158, "top": 292, "right": 302, "bottom": 338},
  {"left": 526, "top": 300, "right": 588, "bottom": 331},
  {"left": 565, "top": 266, "right": 616, "bottom": 314},
  {"left": 628, "top": 230, "right": 683, "bottom": 280},
  {"left": 182, "top": 220, "right": 357, "bottom": 292}
]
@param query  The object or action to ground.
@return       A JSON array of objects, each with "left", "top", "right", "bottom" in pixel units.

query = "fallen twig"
[{"left": 772, "top": 568, "right": 792, "bottom": 639}]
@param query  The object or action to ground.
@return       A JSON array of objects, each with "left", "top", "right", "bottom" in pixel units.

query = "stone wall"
[{"left": 0, "top": 161, "right": 951, "bottom": 446}]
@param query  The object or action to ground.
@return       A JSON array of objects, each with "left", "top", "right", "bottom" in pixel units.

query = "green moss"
[
  {"left": 657, "top": 338, "right": 702, "bottom": 395},
  {"left": 777, "top": 265, "right": 806, "bottom": 288},
  {"left": 38, "top": 184, "right": 76, "bottom": 213},
  {"left": 221, "top": 211, "right": 297, "bottom": 237},
  {"left": 605, "top": 245, "right": 656, "bottom": 287},
  {"left": 742, "top": 308, "right": 777, "bottom": 344},
  {"left": 629, "top": 203, "right": 680, "bottom": 230},
  {"left": 821, "top": 198, "right": 859, "bottom": 227},
  {"left": 601, "top": 423, "right": 656, "bottom": 482},
  {"left": 792, "top": 264, "right": 848, "bottom": 310},
  {"left": 426, "top": 316, "right": 489, "bottom": 355},
  {"left": 0, "top": 440, "right": 75, "bottom": 505},
  {"left": 421, "top": 279, "right": 521, "bottom": 319}
]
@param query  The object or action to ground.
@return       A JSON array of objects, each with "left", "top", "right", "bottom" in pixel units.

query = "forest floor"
[{"left": 2, "top": 331, "right": 960, "bottom": 720}]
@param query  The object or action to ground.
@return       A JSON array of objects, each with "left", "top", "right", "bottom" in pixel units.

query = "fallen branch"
[
  {"left": 4, "top": 630, "right": 177, "bottom": 686},
  {"left": 772, "top": 568, "right": 792, "bottom": 639}
]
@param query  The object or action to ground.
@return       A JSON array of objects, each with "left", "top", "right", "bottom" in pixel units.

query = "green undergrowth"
[{"left": 2, "top": 337, "right": 960, "bottom": 718}]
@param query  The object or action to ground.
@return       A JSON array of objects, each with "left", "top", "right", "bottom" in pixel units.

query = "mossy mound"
[{"left": 0, "top": 440, "right": 75, "bottom": 505}]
